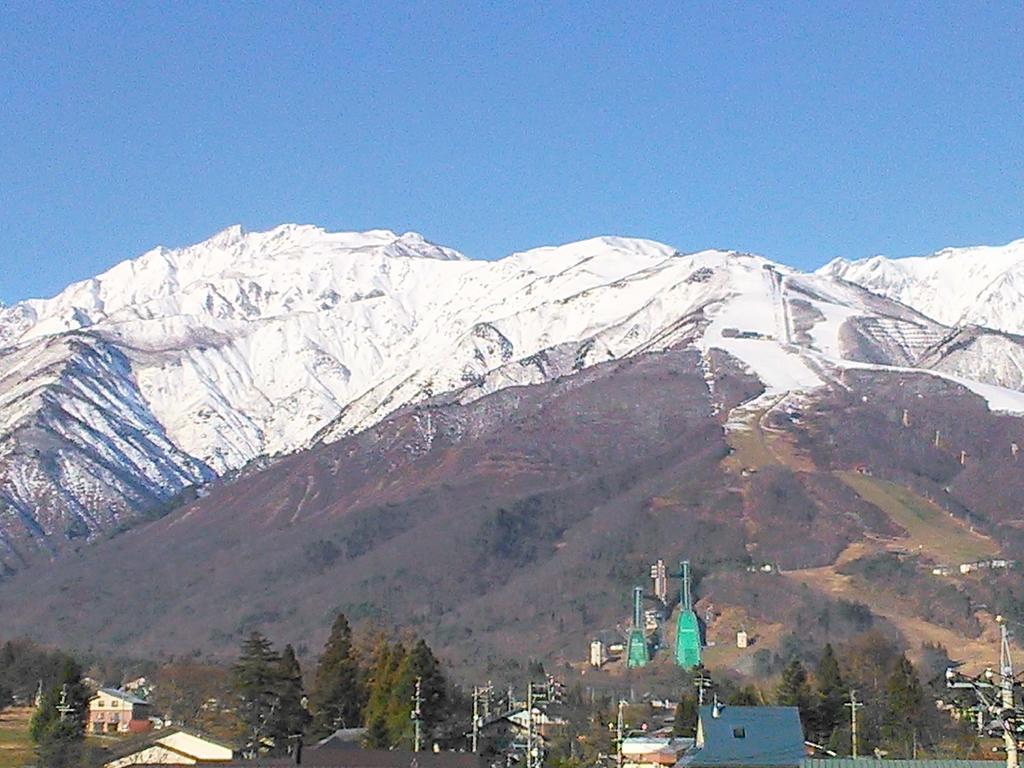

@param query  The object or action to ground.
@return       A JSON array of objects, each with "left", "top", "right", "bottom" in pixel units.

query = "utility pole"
[
  {"left": 616, "top": 700, "right": 626, "bottom": 768},
  {"left": 845, "top": 689, "right": 862, "bottom": 758},
  {"left": 526, "top": 684, "right": 536, "bottom": 768},
  {"left": 412, "top": 677, "right": 423, "bottom": 753},
  {"left": 694, "top": 670, "right": 713, "bottom": 706},
  {"left": 472, "top": 686, "right": 480, "bottom": 754},
  {"left": 56, "top": 684, "right": 75, "bottom": 723}
]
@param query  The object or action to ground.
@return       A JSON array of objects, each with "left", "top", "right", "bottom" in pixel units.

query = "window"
[{"left": 732, "top": 727, "right": 746, "bottom": 739}]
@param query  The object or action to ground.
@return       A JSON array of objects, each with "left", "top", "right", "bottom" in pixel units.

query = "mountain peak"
[
  {"left": 7, "top": 222, "right": 1024, "bottom": 593},
  {"left": 820, "top": 235, "right": 1024, "bottom": 333},
  {"left": 205, "top": 224, "right": 247, "bottom": 248}
]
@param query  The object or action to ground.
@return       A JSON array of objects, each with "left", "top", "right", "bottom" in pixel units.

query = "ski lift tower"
[
  {"left": 626, "top": 586, "right": 650, "bottom": 668},
  {"left": 671, "top": 560, "right": 702, "bottom": 669},
  {"left": 946, "top": 615, "right": 1023, "bottom": 768}
]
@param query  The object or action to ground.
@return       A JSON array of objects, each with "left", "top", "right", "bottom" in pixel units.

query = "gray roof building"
[
  {"left": 677, "top": 705, "right": 806, "bottom": 768},
  {"left": 802, "top": 761, "right": 1002, "bottom": 768},
  {"left": 95, "top": 686, "right": 149, "bottom": 706}
]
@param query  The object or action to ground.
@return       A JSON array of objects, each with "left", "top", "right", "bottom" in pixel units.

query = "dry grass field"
[{"left": 0, "top": 708, "right": 34, "bottom": 768}]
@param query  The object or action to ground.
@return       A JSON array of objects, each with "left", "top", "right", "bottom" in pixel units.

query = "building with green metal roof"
[{"left": 802, "top": 760, "right": 1003, "bottom": 768}]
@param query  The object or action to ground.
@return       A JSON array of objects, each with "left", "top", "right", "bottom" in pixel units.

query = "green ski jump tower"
[
  {"left": 673, "top": 560, "right": 702, "bottom": 669},
  {"left": 626, "top": 586, "right": 650, "bottom": 668}
]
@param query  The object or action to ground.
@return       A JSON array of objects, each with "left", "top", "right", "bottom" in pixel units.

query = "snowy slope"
[
  {"left": 819, "top": 237, "right": 1024, "bottom": 334},
  {"left": 3, "top": 224, "right": 1024, "bottom": 556},
  {"left": 0, "top": 333, "right": 212, "bottom": 558}
]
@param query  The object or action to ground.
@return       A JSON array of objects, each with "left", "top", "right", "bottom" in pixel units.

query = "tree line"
[
  {"left": 671, "top": 632, "right": 979, "bottom": 758},
  {"left": 231, "top": 613, "right": 458, "bottom": 756},
  {"left": 0, "top": 615, "right": 459, "bottom": 766},
  {"left": 773, "top": 635, "right": 979, "bottom": 757},
  {"left": 0, "top": 638, "right": 91, "bottom": 768}
]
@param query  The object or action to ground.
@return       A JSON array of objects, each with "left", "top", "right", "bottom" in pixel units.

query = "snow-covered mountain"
[
  {"left": 819, "top": 237, "right": 1024, "bottom": 335},
  {"left": 3, "top": 224, "right": 1024, "bottom": 561}
]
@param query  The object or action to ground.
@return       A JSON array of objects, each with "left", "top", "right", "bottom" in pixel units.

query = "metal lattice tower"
[{"left": 946, "top": 617, "right": 1023, "bottom": 768}]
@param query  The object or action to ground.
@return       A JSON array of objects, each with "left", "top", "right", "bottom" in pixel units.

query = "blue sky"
[{"left": 1, "top": 1, "right": 1022, "bottom": 303}]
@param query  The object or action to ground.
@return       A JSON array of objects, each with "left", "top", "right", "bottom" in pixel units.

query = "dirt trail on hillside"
[{"left": 785, "top": 547, "right": 1007, "bottom": 673}]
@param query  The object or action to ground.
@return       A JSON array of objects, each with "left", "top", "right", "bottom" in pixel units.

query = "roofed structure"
[
  {"left": 104, "top": 729, "right": 234, "bottom": 767},
  {"left": 216, "top": 748, "right": 486, "bottom": 768},
  {"left": 678, "top": 705, "right": 805, "bottom": 768},
  {"left": 801, "top": 761, "right": 1003, "bottom": 768},
  {"left": 89, "top": 687, "right": 152, "bottom": 735},
  {"left": 315, "top": 728, "right": 367, "bottom": 750}
]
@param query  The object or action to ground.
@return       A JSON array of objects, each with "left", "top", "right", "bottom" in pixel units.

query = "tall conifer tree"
[
  {"left": 881, "top": 654, "right": 925, "bottom": 756},
  {"left": 29, "top": 655, "right": 87, "bottom": 768},
  {"left": 673, "top": 695, "right": 699, "bottom": 736},
  {"left": 310, "top": 613, "right": 363, "bottom": 737},
  {"left": 363, "top": 639, "right": 403, "bottom": 748},
  {"left": 776, "top": 658, "right": 813, "bottom": 728},
  {"left": 814, "top": 644, "right": 847, "bottom": 742},
  {"left": 407, "top": 639, "right": 447, "bottom": 733},
  {"left": 270, "top": 645, "right": 311, "bottom": 751},
  {"left": 232, "top": 632, "right": 282, "bottom": 754}
]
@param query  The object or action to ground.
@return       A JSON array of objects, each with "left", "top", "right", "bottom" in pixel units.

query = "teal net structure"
[
  {"left": 626, "top": 586, "right": 649, "bottom": 668},
  {"left": 673, "top": 561, "right": 702, "bottom": 669}
]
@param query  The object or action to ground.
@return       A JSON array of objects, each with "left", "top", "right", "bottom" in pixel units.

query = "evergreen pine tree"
[
  {"left": 776, "top": 658, "right": 813, "bottom": 728},
  {"left": 673, "top": 694, "right": 699, "bottom": 736},
  {"left": 814, "top": 644, "right": 847, "bottom": 743},
  {"left": 406, "top": 638, "right": 447, "bottom": 734},
  {"left": 232, "top": 631, "right": 282, "bottom": 754},
  {"left": 382, "top": 644, "right": 415, "bottom": 748},
  {"left": 727, "top": 685, "right": 761, "bottom": 706},
  {"left": 29, "top": 655, "right": 87, "bottom": 768},
  {"left": 268, "top": 645, "right": 311, "bottom": 752},
  {"left": 363, "top": 639, "right": 402, "bottom": 748},
  {"left": 36, "top": 718, "right": 84, "bottom": 768},
  {"left": 310, "top": 613, "right": 363, "bottom": 737},
  {"left": 881, "top": 654, "right": 925, "bottom": 756}
]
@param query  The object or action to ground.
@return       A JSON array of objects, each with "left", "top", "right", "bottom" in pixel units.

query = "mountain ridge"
[
  {"left": 2, "top": 226, "right": 1024, "bottom": 566},
  {"left": 819, "top": 236, "right": 1024, "bottom": 334}
]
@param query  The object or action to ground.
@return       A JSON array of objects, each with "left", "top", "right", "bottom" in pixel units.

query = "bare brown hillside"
[{"left": 0, "top": 347, "right": 1021, "bottom": 679}]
